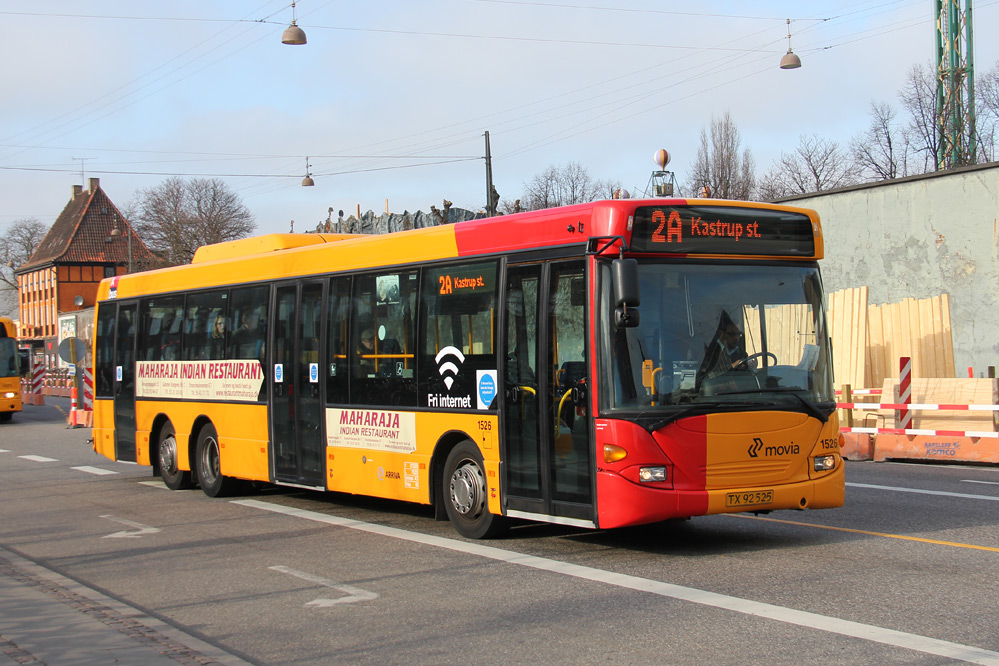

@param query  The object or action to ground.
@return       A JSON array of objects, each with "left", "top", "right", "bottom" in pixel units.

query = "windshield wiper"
[
  {"left": 641, "top": 401, "right": 761, "bottom": 432},
  {"left": 713, "top": 387, "right": 832, "bottom": 423}
]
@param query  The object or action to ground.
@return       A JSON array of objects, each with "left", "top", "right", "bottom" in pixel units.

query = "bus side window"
[
  {"left": 183, "top": 290, "right": 228, "bottom": 361},
  {"left": 227, "top": 286, "right": 269, "bottom": 362},
  {"left": 349, "top": 271, "right": 417, "bottom": 406},
  {"left": 420, "top": 261, "right": 498, "bottom": 409},
  {"left": 140, "top": 296, "right": 185, "bottom": 362}
]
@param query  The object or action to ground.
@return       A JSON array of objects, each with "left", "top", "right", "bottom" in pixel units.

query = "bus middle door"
[{"left": 271, "top": 281, "right": 326, "bottom": 488}]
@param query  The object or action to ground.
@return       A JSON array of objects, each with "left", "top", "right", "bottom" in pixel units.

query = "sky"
[{"left": 1, "top": 0, "right": 996, "bottom": 237}]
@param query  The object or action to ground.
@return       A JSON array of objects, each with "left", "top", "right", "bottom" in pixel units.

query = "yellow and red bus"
[
  {"left": 0, "top": 317, "right": 24, "bottom": 422},
  {"left": 91, "top": 198, "right": 843, "bottom": 538}
]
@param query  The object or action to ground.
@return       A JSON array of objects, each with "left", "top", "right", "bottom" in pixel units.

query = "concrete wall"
[{"left": 778, "top": 162, "right": 999, "bottom": 378}]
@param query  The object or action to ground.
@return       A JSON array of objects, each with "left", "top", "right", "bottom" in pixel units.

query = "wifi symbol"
[{"left": 435, "top": 346, "right": 465, "bottom": 391}]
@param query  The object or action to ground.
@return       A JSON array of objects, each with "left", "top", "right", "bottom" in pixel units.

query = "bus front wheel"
[
  {"left": 443, "top": 441, "right": 507, "bottom": 539},
  {"left": 158, "top": 423, "right": 192, "bottom": 490},
  {"left": 196, "top": 424, "right": 238, "bottom": 498}
]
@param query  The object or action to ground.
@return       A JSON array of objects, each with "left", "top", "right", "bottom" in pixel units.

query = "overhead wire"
[{"left": 0, "top": 0, "right": 954, "bottom": 201}]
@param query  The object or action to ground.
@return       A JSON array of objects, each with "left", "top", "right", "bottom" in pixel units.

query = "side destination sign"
[{"left": 630, "top": 205, "right": 816, "bottom": 257}]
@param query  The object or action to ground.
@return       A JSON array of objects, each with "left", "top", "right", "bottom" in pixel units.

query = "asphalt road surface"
[{"left": 2, "top": 398, "right": 998, "bottom": 665}]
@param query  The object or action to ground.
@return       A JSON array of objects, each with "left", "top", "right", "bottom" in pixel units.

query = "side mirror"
[
  {"left": 612, "top": 258, "right": 640, "bottom": 328},
  {"left": 18, "top": 349, "right": 30, "bottom": 377}
]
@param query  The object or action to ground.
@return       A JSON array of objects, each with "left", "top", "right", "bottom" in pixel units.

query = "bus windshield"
[
  {"left": 0, "top": 338, "right": 17, "bottom": 378},
  {"left": 599, "top": 261, "right": 833, "bottom": 420}
]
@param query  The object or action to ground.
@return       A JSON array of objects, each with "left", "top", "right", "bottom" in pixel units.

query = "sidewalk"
[{"left": 0, "top": 547, "right": 253, "bottom": 666}]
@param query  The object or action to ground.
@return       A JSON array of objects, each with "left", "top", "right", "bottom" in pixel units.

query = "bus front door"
[
  {"left": 113, "top": 302, "right": 138, "bottom": 462},
  {"left": 503, "top": 261, "right": 593, "bottom": 526},
  {"left": 271, "top": 281, "right": 326, "bottom": 487}
]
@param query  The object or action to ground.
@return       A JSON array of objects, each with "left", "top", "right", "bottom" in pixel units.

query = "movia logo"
[
  {"left": 435, "top": 346, "right": 465, "bottom": 391},
  {"left": 748, "top": 437, "right": 799, "bottom": 458}
]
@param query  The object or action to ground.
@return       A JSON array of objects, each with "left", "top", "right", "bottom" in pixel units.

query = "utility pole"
[
  {"left": 935, "top": 0, "right": 975, "bottom": 170},
  {"left": 484, "top": 131, "right": 496, "bottom": 217}
]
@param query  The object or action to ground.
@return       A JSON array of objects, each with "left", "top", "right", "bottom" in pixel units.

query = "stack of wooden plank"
[{"left": 828, "top": 288, "right": 955, "bottom": 390}]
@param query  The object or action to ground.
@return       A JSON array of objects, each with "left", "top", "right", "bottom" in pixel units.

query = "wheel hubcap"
[
  {"left": 450, "top": 460, "right": 484, "bottom": 517},
  {"left": 201, "top": 436, "right": 220, "bottom": 486},
  {"left": 159, "top": 435, "right": 177, "bottom": 474}
]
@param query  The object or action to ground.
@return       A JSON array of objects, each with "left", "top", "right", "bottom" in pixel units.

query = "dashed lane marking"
[{"left": 72, "top": 466, "right": 118, "bottom": 476}]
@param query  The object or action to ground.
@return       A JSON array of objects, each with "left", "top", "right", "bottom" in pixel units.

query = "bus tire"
[
  {"left": 0, "top": 412, "right": 11, "bottom": 423},
  {"left": 158, "top": 422, "right": 192, "bottom": 490},
  {"left": 443, "top": 440, "right": 508, "bottom": 539},
  {"left": 195, "top": 423, "right": 237, "bottom": 498}
]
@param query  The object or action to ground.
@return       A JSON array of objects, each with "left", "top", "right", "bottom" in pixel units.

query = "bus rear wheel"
[
  {"left": 158, "top": 423, "right": 192, "bottom": 490},
  {"left": 196, "top": 424, "right": 238, "bottom": 497},
  {"left": 443, "top": 441, "right": 507, "bottom": 539}
]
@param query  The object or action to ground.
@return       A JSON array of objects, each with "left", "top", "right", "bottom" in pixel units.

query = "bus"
[
  {"left": 91, "top": 198, "right": 844, "bottom": 538},
  {"left": 1, "top": 317, "right": 24, "bottom": 422}
]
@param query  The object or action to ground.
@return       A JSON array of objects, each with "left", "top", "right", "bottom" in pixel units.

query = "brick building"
[{"left": 15, "top": 178, "right": 155, "bottom": 368}]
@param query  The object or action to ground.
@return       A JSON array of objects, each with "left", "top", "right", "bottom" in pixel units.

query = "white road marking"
[
  {"left": 0, "top": 449, "right": 9, "bottom": 453},
  {"left": 962, "top": 480, "right": 999, "bottom": 486},
  {"left": 138, "top": 480, "right": 169, "bottom": 489},
  {"left": 847, "top": 482, "right": 999, "bottom": 501},
  {"left": 269, "top": 565, "right": 378, "bottom": 606},
  {"left": 100, "top": 515, "right": 161, "bottom": 539},
  {"left": 18, "top": 455, "right": 58, "bottom": 462},
  {"left": 72, "top": 466, "right": 118, "bottom": 476},
  {"left": 234, "top": 498, "right": 999, "bottom": 666}
]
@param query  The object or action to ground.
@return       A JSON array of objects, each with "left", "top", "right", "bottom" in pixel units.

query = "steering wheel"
[{"left": 733, "top": 351, "right": 777, "bottom": 370}]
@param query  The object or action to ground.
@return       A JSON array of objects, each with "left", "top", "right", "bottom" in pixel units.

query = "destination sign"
[{"left": 630, "top": 206, "right": 816, "bottom": 257}]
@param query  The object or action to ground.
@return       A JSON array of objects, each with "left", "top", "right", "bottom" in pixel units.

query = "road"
[{"left": 2, "top": 398, "right": 998, "bottom": 665}]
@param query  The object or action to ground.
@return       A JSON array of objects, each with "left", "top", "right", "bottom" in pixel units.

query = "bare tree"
[
  {"left": 975, "top": 61, "right": 999, "bottom": 163},
  {"left": 759, "top": 135, "right": 858, "bottom": 200},
  {"left": 851, "top": 101, "right": 913, "bottom": 181},
  {"left": 0, "top": 217, "right": 47, "bottom": 317},
  {"left": 898, "top": 63, "right": 940, "bottom": 173},
  {"left": 132, "top": 177, "right": 255, "bottom": 266},
  {"left": 686, "top": 111, "right": 755, "bottom": 200},
  {"left": 514, "top": 162, "right": 619, "bottom": 211}
]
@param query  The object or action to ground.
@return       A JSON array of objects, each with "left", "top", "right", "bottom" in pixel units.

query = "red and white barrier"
[
  {"left": 24, "top": 360, "right": 45, "bottom": 405},
  {"left": 83, "top": 367, "right": 93, "bottom": 411},
  {"left": 897, "top": 356, "right": 912, "bottom": 430},
  {"left": 68, "top": 367, "right": 94, "bottom": 428},
  {"left": 837, "top": 402, "right": 999, "bottom": 412},
  {"left": 837, "top": 387, "right": 999, "bottom": 462}
]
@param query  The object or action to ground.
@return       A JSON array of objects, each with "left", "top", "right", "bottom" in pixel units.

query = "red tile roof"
[{"left": 18, "top": 182, "right": 155, "bottom": 271}]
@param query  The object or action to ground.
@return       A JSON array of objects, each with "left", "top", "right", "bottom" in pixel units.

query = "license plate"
[{"left": 726, "top": 489, "right": 773, "bottom": 507}]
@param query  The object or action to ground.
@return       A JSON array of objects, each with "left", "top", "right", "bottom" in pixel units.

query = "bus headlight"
[
  {"left": 3, "top": 392, "right": 15, "bottom": 399},
  {"left": 639, "top": 466, "right": 667, "bottom": 482},
  {"left": 814, "top": 455, "right": 836, "bottom": 471}
]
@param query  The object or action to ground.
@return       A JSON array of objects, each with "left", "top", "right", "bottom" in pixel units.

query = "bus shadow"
[{"left": 530, "top": 514, "right": 845, "bottom": 556}]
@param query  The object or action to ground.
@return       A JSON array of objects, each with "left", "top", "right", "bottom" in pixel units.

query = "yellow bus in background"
[
  {"left": 91, "top": 199, "right": 844, "bottom": 538},
  {"left": 0, "top": 317, "right": 24, "bottom": 422}
]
